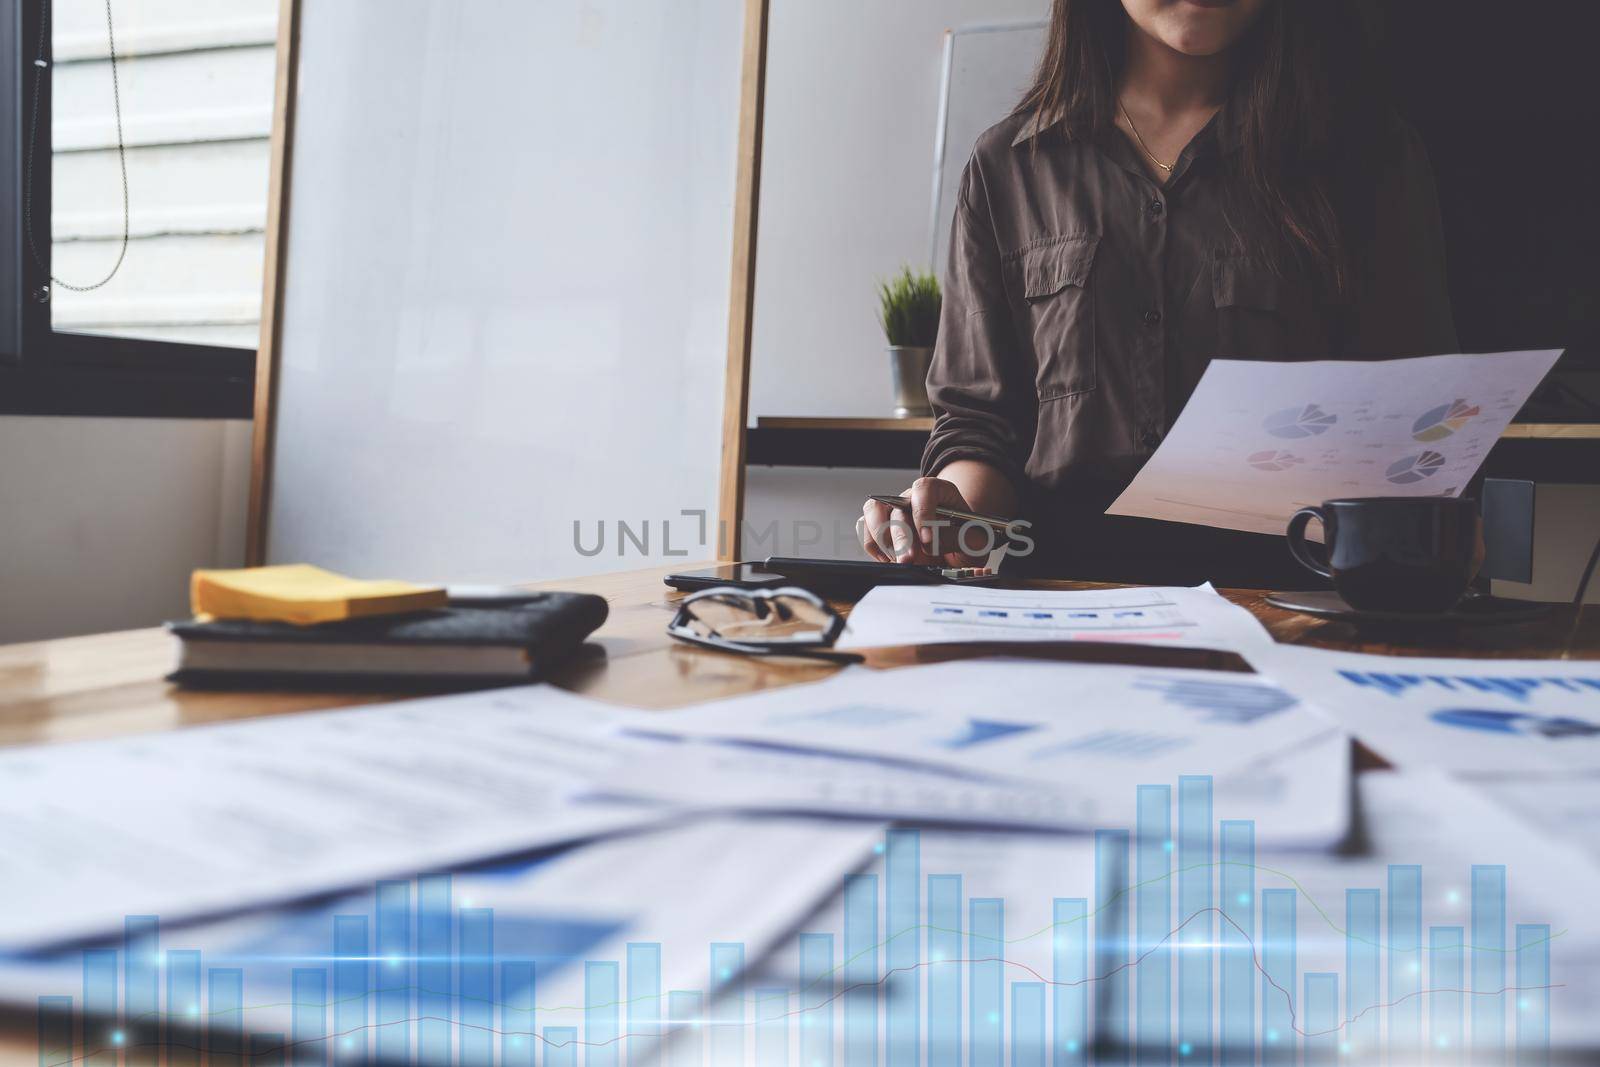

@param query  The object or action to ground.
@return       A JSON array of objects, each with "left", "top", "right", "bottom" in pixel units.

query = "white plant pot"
[{"left": 887, "top": 345, "right": 934, "bottom": 418}]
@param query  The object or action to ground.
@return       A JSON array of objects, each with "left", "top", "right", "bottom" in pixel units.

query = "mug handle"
[{"left": 1286, "top": 506, "right": 1334, "bottom": 580}]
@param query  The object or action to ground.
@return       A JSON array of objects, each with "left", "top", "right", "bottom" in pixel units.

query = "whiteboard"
[
  {"left": 265, "top": 1, "right": 744, "bottom": 582},
  {"left": 929, "top": 21, "right": 1048, "bottom": 275}
]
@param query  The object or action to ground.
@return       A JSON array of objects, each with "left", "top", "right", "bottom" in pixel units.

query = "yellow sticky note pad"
[{"left": 191, "top": 564, "right": 447, "bottom": 626}]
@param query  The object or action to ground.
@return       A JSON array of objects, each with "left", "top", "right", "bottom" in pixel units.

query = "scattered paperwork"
[
  {"left": 836, "top": 582, "right": 1273, "bottom": 651},
  {"left": 0, "top": 685, "right": 667, "bottom": 948},
  {"left": 0, "top": 816, "right": 883, "bottom": 1067},
  {"left": 1243, "top": 645, "right": 1600, "bottom": 775},
  {"left": 1107, "top": 350, "right": 1563, "bottom": 536},
  {"left": 601, "top": 720, "right": 1351, "bottom": 845},
  {"left": 626, "top": 659, "right": 1334, "bottom": 795},
  {"left": 736, "top": 770, "right": 1600, "bottom": 1056}
]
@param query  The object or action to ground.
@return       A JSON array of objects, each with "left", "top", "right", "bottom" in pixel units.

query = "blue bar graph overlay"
[
  {"left": 417, "top": 874, "right": 453, "bottom": 1067},
  {"left": 1219, "top": 820, "right": 1254, "bottom": 1064},
  {"left": 666, "top": 992, "right": 702, "bottom": 1067},
  {"left": 1430, "top": 925, "right": 1464, "bottom": 1062},
  {"left": 1388, "top": 864, "right": 1423, "bottom": 1063},
  {"left": 26, "top": 774, "right": 1559, "bottom": 1066},
  {"left": 885, "top": 829, "right": 919, "bottom": 1067},
  {"left": 458, "top": 908, "right": 494, "bottom": 1067},
  {"left": 1303, "top": 973, "right": 1337, "bottom": 1067},
  {"left": 290, "top": 967, "right": 327, "bottom": 1067},
  {"left": 1259, "top": 889, "right": 1295, "bottom": 1066},
  {"left": 755, "top": 986, "right": 789, "bottom": 1067},
  {"left": 1515, "top": 924, "right": 1551, "bottom": 1066},
  {"left": 124, "top": 916, "right": 158, "bottom": 1067},
  {"left": 375, "top": 880, "right": 411, "bottom": 1066},
  {"left": 1135, "top": 785, "right": 1171, "bottom": 1064},
  {"left": 1012, "top": 981, "right": 1045, "bottom": 1067},
  {"left": 800, "top": 933, "right": 834, "bottom": 1067},
  {"left": 970, "top": 898, "right": 1004, "bottom": 1067},
  {"left": 165, "top": 948, "right": 201, "bottom": 1067},
  {"left": 1052, "top": 897, "right": 1088, "bottom": 1067},
  {"left": 928, "top": 874, "right": 962, "bottom": 1067},
  {"left": 1176, "top": 776, "right": 1212, "bottom": 1064},
  {"left": 628, "top": 942, "right": 663, "bottom": 1067},
  {"left": 710, "top": 943, "right": 746, "bottom": 1067},
  {"left": 81, "top": 949, "right": 116, "bottom": 1067},
  {"left": 546, "top": 1026, "right": 578, "bottom": 1067},
  {"left": 206, "top": 968, "right": 242, "bottom": 1067},
  {"left": 1345, "top": 889, "right": 1380, "bottom": 1061},
  {"left": 332, "top": 916, "right": 368, "bottom": 1065},
  {"left": 587, "top": 961, "right": 621, "bottom": 1067},
  {"left": 1094, "top": 829, "right": 1131, "bottom": 1064},
  {"left": 501, "top": 961, "right": 535, "bottom": 1067},
  {"left": 1473, "top": 864, "right": 1507, "bottom": 1057}
]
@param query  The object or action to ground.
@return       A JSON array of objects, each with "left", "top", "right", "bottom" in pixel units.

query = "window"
[{"left": 0, "top": 0, "right": 277, "bottom": 417}]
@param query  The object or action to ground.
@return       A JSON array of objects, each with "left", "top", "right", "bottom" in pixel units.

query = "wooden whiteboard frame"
[
  {"left": 245, "top": 0, "right": 768, "bottom": 566},
  {"left": 244, "top": 0, "right": 301, "bottom": 566}
]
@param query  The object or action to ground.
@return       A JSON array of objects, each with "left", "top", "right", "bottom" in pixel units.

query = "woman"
[{"left": 860, "top": 0, "right": 1456, "bottom": 587}]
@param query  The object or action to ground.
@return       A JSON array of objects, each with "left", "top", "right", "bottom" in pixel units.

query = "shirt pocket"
[
  {"left": 1212, "top": 255, "right": 1284, "bottom": 358},
  {"left": 1014, "top": 233, "right": 1099, "bottom": 401}
]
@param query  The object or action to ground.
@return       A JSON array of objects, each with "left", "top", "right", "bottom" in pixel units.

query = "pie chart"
[
  {"left": 1411, "top": 398, "right": 1480, "bottom": 442},
  {"left": 1385, "top": 450, "right": 1446, "bottom": 484},
  {"left": 1248, "top": 450, "right": 1304, "bottom": 472},
  {"left": 1264, "top": 403, "right": 1338, "bottom": 439}
]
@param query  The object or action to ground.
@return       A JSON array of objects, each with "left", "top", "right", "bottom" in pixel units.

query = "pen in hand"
[
  {"left": 868, "top": 495, "right": 1018, "bottom": 532},
  {"left": 863, "top": 493, "right": 1021, "bottom": 566}
]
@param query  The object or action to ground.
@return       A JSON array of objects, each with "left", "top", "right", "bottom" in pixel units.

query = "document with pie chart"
[{"left": 1107, "top": 349, "right": 1563, "bottom": 536}]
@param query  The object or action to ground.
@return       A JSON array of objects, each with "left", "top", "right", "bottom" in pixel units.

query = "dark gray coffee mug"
[{"left": 1286, "top": 497, "right": 1483, "bottom": 612}]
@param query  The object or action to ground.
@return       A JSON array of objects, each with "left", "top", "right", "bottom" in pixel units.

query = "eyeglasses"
[{"left": 667, "top": 586, "right": 864, "bottom": 664}]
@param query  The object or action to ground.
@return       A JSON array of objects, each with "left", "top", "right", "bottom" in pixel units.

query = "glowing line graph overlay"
[{"left": 32, "top": 776, "right": 1556, "bottom": 1065}]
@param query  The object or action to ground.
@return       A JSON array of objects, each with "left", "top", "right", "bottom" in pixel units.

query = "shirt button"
[
  {"left": 1148, "top": 199, "right": 1164, "bottom": 218},
  {"left": 1141, "top": 429, "right": 1162, "bottom": 449},
  {"left": 1142, "top": 309, "right": 1162, "bottom": 326}
]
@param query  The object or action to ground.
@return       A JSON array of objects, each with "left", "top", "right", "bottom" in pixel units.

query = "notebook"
[{"left": 168, "top": 593, "right": 609, "bottom": 689}]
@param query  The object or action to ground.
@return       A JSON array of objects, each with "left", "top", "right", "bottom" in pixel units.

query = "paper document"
[
  {"left": 734, "top": 770, "right": 1600, "bottom": 1056},
  {"left": 837, "top": 583, "right": 1272, "bottom": 651},
  {"left": 601, "top": 722, "right": 1350, "bottom": 845},
  {"left": 0, "top": 816, "right": 882, "bottom": 1067},
  {"left": 1244, "top": 645, "right": 1600, "bottom": 775},
  {"left": 0, "top": 685, "right": 670, "bottom": 948},
  {"left": 1108, "top": 350, "right": 1562, "bottom": 535},
  {"left": 630, "top": 659, "right": 1334, "bottom": 795}
]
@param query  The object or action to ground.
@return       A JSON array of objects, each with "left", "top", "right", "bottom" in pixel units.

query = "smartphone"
[{"left": 663, "top": 563, "right": 792, "bottom": 592}]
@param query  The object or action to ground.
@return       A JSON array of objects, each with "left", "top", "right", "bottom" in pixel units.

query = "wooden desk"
[
  {"left": 0, "top": 565, "right": 1595, "bottom": 1065},
  {"left": 3, "top": 565, "right": 1596, "bottom": 752}
]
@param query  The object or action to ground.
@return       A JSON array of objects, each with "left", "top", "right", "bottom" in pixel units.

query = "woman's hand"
[{"left": 860, "top": 476, "right": 993, "bottom": 567}]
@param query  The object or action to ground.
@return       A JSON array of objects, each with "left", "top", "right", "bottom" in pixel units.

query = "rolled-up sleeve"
[
  {"left": 1351, "top": 119, "right": 1459, "bottom": 357},
  {"left": 922, "top": 161, "right": 1032, "bottom": 489}
]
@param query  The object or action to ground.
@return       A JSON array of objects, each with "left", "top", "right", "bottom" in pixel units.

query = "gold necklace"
[{"left": 1117, "top": 99, "right": 1174, "bottom": 175}]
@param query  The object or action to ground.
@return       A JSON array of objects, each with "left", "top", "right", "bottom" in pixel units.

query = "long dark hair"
[{"left": 1016, "top": 0, "right": 1383, "bottom": 293}]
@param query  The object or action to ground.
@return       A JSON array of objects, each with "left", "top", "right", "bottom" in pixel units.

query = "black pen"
[{"left": 869, "top": 495, "right": 1019, "bottom": 532}]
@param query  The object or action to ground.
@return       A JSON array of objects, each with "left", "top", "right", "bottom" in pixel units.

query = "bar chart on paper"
[{"left": 29, "top": 776, "right": 1559, "bottom": 1066}]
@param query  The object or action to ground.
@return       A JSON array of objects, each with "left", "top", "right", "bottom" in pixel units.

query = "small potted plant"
[{"left": 876, "top": 266, "right": 941, "bottom": 417}]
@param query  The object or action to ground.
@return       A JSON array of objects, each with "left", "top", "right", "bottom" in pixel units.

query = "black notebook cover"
[{"left": 167, "top": 592, "right": 608, "bottom": 691}]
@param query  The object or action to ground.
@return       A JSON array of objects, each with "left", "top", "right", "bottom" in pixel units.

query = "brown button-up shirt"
[{"left": 923, "top": 104, "right": 1458, "bottom": 581}]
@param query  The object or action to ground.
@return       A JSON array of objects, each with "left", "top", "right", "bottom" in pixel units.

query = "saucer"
[{"left": 1265, "top": 590, "right": 1553, "bottom": 626}]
